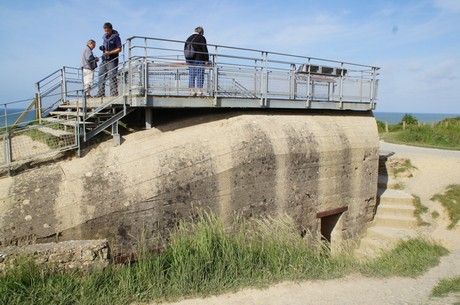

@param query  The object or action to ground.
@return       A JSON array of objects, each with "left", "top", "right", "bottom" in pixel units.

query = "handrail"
[{"left": 126, "top": 35, "right": 380, "bottom": 70}]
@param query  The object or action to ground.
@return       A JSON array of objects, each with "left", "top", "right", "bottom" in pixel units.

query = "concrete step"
[
  {"left": 374, "top": 215, "right": 418, "bottom": 228},
  {"left": 365, "top": 226, "right": 415, "bottom": 242},
  {"left": 378, "top": 188, "right": 415, "bottom": 206},
  {"left": 359, "top": 237, "right": 392, "bottom": 252},
  {"left": 377, "top": 204, "right": 415, "bottom": 218}
]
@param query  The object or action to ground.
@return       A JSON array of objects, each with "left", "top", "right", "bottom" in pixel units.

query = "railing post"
[
  {"left": 260, "top": 51, "right": 268, "bottom": 107},
  {"left": 3, "top": 104, "right": 8, "bottom": 130},
  {"left": 61, "top": 67, "right": 68, "bottom": 120},
  {"left": 143, "top": 38, "right": 148, "bottom": 100},
  {"left": 6, "top": 131, "right": 12, "bottom": 175},
  {"left": 289, "top": 63, "right": 296, "bottom": 100},
  {"left": 213, "top": 46, "right": 219, "bottom": 99},
  {"left": 306, "top": 58, "right": 311, "bottom": 108},
  {"left": 339, "top": 62, "right": 344, "bottom": 109},
  {"left": 370, "top": 67, "right": 378, "bottom": 109},
  {"left": 35, "top": 82, "right": 43, "bottom": 123}
]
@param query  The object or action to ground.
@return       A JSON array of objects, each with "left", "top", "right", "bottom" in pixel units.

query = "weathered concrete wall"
[{"left": 0, "top": 110, "right": 379, "bottom": 257}]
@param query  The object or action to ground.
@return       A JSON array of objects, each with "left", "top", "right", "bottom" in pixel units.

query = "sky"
[{"left": 0, "top": 0, "right": 459, "bottom": 114}]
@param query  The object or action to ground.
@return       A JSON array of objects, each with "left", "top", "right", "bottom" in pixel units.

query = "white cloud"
[{"left": 433, "top": 0, "right": 460, "bottom": 11}]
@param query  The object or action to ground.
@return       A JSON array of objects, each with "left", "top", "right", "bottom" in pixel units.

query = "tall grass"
[{"left": 0, "top": 212, "right": 449, "bottom": 305}]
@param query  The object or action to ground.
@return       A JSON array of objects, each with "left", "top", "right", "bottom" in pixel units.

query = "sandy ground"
[{"left": 157, "top": 141, "right": 460, "bottom": 305}]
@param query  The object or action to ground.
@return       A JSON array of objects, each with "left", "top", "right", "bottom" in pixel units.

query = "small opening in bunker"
[
  {"left": 316, "top": 206, "right": 348, "bottom": 245},
  {"left": 320, "top": 213, "right": 342, "bottom": 243}
]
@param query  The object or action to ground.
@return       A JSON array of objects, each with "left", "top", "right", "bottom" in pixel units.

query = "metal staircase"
[{"left": 36, "top": 63, "right": 134, "bottom": 146}]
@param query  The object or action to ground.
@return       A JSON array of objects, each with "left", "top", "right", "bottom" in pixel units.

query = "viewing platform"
[{"left": 1, "top": 36, "right": 380, "bottom": 172}]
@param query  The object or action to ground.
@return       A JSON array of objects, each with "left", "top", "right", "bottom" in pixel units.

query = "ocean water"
[
  {"left": 0, "top": 108, "right": 37, "bottom": 128},
  {"left": 373, "top": 112, "right": 460, "bottom": 125}
]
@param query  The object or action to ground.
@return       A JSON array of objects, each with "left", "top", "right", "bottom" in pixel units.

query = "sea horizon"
[{"left": 373, "top": 111, "right": 460, "bottom": 125}]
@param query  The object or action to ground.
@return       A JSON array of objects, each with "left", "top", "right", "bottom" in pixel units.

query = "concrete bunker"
[{"left": 0, "top": 109, "right": 379, "bottom": 257}]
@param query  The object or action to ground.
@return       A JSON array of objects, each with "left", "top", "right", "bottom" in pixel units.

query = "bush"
[{"left": 400, "top": 113, "right": 418, "bottom": 125}]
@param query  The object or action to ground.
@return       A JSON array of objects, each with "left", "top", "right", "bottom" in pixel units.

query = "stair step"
[
  {"left": 359, "top": 237, "right": 393, "bottom": 252},
  {"left": 42, "top": 117, "right": 95, "bottom": 126},
  {"left": 51, "top": 111, "right": 114, "bottom": 118},
  {"left": 377, "top": 204, "right": 415, "bottom": 217},
  {"left": 41, "top": 117, "right": 77, "bottom": 126},
  {"left": 50, "top": 111, "right": 83, "bottom": 117},
  {"left": 374, "top": 215, "right": 418, "bottom": 228},
  {"left": 378, "top": 189, "right": 414, "bottom": 205},
  {"left": 365, "top": 226, "right": 415, "bottom": 241}
]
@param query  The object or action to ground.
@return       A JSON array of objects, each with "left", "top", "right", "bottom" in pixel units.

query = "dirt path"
[{"left": 155, "top": 142, "right": 460, "bottom": 305}]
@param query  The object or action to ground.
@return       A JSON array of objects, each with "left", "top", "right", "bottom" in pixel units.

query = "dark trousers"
[{"left": 98, "top": 59, "right": 119, "bottom": 96}]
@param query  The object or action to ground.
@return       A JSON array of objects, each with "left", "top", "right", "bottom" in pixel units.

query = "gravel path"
[{"left": 158, "top": 142, "right": 460, "bottom": 305}]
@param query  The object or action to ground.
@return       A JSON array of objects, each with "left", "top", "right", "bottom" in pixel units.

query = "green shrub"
[{"left": 400, "top": 113, "right": 418, "bottom": 125}]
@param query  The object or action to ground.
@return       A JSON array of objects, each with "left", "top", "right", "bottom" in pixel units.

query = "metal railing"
[
  {"left": 0, "top": 114, "right": 79, "bottom": 174},
  {"left": 123, "top": 36, "right": 380, "bottom": 108}
]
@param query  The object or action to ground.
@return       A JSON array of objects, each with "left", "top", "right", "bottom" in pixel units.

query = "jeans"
[
  {"left": 98, "top": 58, "right": 119, "bottom": 96},
  {"left": 188, "top": 60, "right": 205, "bottom": 88}
]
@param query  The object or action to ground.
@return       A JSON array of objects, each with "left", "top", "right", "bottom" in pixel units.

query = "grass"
[
  {"left": 431, "top": 184, "right": 460, "bottom": 229},
  {"left": 378, "top": 117, "right": 460, "bottom": 150},
  {"left": 0, "top": 213, "right": 449, "bottom": 305},
  {"left": 22, "top": 129, "right": 62, "bottom": 149},
  {"left": 392, "top": 182, "right": 405, "bottom": 190},
  {"left": 432, "top": 276, "right": 460, "bottom": 301},
  {"left": 390, "top": 158, "right": 416, "bottom": 178},
  {"left": 361, "top": 238, "right": 448, "bottom": 278},
  {"left": 413, "top": 195, "right": 430, "bottom": 226}
]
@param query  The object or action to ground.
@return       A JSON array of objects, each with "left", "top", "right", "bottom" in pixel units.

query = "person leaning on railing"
[
  {"left": 184, "top": 26, "right": 209, "bottom": 97},
  {"left": 81, "top": 39, "right": 99, "bottom": 97},
  {"left": 96, "top": 22, "right": 122, "bottom": 97}
]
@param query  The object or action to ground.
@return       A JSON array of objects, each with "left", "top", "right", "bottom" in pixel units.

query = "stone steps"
[
  {"left": 377, "top": 204, "right": 416, "bottom": 218},
  {"left": 373, "top": 214, "right": 418, "bottom": 228},
  {"left": 356, "top": 181, "right": 418, "bottom": 258},
  {"left": 365, "top": 226, "right": 416, "bottom": 241},
  {"left": 378, "top": 188, "right": 415, "bottom": 205}
]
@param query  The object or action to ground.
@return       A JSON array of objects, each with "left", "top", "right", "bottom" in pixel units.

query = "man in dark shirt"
[{"left": 96, "top": 22, "right": 122, "bottom": 97}]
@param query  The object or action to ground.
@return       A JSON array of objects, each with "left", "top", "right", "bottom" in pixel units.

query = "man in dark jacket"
[
  {"left": 184, "top": 26, "right": 209, "bottom": 96},
  {"left": 97, "top": 22, "right": 122, "bottom": 97}
]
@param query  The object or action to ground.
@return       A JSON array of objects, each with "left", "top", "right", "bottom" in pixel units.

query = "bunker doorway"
[{"left": 317, "top": 206, "right": 348, "bottom": 244}]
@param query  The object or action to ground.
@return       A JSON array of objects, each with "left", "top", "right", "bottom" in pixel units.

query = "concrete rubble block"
[{"left": 0, "top": 239, "right": 110, "bottom": 274}]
